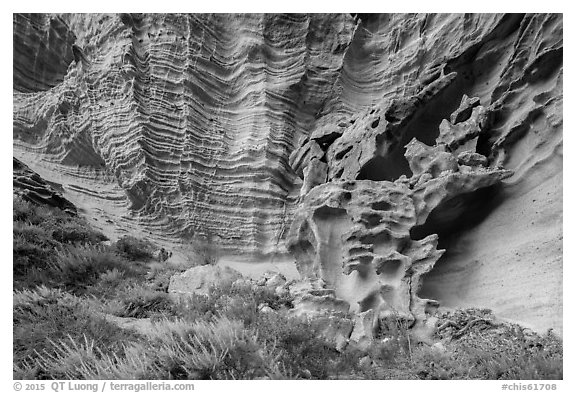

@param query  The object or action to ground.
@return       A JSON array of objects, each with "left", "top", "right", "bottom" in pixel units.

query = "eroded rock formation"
[
  {"left": 13, "top": 13, "right": 562, "bottom": 334},
  {"left": 287, "top": 99, "right": 512, "bottom": 334}
]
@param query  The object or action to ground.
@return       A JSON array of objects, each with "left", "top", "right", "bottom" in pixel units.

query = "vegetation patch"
[{"left": 112, "top": 235, "right": 156, "bottom": 262}]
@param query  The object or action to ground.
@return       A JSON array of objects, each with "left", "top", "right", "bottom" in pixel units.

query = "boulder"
[{"left": 168, "top": 265, "right": 243, "bottom": 297}]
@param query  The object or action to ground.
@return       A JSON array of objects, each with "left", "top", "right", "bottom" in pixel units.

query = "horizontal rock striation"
[
  {"left": 13, "top": 13, "right": 562, "bottom": 333},
  {"left": 14, "top": 13, "right": 358, "bottom": 253}
]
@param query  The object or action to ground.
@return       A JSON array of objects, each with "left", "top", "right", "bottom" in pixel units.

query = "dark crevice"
[
  {"left": 361, "top": 212, "right": 381, "bottom": 227},
  {"left": 313, "top": 206, "right": 347, "bottom": 221},
  {"left": 358, "top": 232, "right": 389, "bottom": 246},
  {"left": 372, "top": 201, "right": 392, "bottom": 211},
  {"left": 476, "top": 130, "right": 493, "bottom": 158},
  {"left": 335, "top": 145, "right": 353, "bottom": 160},
  {"left": 357, "top": 154, "right": 410, "bottom": 182},
  {"left": 314, "top": 131, "right": 342, "bottom": 150},
  {"left": 405, "top": 72, "right": 476, "bottom": 147}
]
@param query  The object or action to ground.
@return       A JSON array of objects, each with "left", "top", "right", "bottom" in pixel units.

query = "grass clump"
[
  {"left": 110, "top": 282, "right": 173, "bottom": 319},
  {"left": 113, "top": 235, "right": 156, "bottom": 261},
  {"left": 13, "top": 286, "right": 142, "bottom": 379},
  {"left": 22, "top": 318, "right": 281, "bottom": 380}
]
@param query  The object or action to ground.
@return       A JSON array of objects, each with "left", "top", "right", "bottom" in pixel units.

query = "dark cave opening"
[
  {"left": 357, "top": 70, "right": 478, "bottom": 183},
  {"left": 355, "top": 15, "right": 526, "bottom": 184}
]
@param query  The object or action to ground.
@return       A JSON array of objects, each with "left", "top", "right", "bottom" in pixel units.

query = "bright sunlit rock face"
[{"left": 13, "top": 13, "right": 562, "bottom": 334}]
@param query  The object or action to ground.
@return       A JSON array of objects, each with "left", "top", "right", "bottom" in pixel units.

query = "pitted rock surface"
[{"left": 287, "top": 102, "right": 513, "bottom": 337}]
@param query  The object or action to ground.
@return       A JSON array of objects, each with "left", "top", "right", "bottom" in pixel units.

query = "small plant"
[
  {"left": 50, "top": 245, "right": 144, "bottom": 294},
  {"left": 51, "top": 220, "right": 108, "bottom": 244},
  {"left": 112, "top": 283, "right": 173, "bottom": 319},
  {"left": 113, "top": 235, "right": 155, "bottom": 261}
]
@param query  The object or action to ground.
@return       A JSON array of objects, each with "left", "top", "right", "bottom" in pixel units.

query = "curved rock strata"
[{"left": 13, "top": 13, "right": 562, "bottom": 334}]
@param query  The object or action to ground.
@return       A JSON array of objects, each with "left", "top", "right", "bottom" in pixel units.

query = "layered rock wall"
[{"left": 13, "top": 13, "right": 562, "bottom": 333}]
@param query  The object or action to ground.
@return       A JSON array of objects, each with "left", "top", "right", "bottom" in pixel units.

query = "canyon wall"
[{"left": 13, "top": 13, "right": 562, "bottom": 334}]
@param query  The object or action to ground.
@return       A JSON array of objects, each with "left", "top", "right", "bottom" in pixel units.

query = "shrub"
[
  {"left": 146, "top": 317, "right": 277, "bottom": 379},
  {"left": 13, "top": 197, "right": 60, "bottom": 225},
  {"left": 15, "top": 233, "right": 146, "bottom": 293},
  {"left": 430, "top": 309, "right": 563, "bottom": 380},
  {"left": 13, "top": 197, "right": 107, "bottom": 245},
  {"left": 251, "top": 312, "right": 347, "bottom": 379},
  {"left": 49, "top": 245, "right": 143, "bottom": 293},
  {"left": 51, "top": 220, "right": 108, "bottom": 244},
  {"left": 113, "top": 236, "right": 155, "bottom": 261},
  {"left": 13, "top": 221, "right": 57, "bottom": 278},
  {"left": 358, "top": 309, "right": 564, "bottom": 380},
  {"left": 111, "top": 283, "right": 173, "bottom": 319},
  {"left": 15, "top": 336, "right": 150, "bottom": 380},
  {"left": 87, "top": 269, "right": 146, "bottom": 300},
  {"left": 13, "top": 197, "right": 113, "bottom": 290}
]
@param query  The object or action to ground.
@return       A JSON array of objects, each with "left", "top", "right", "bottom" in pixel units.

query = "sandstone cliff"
[{"left": 13, "top": 13, "right": 562, "bottom": 334}]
